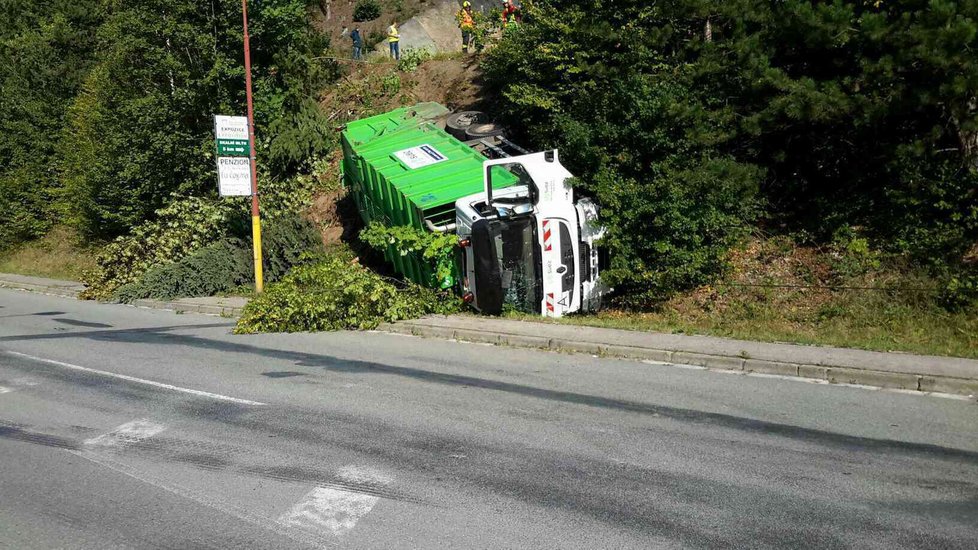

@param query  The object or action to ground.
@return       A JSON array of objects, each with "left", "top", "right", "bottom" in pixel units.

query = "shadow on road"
[{"left": 3, "top": 323, "right": 977, "bottom": 464}]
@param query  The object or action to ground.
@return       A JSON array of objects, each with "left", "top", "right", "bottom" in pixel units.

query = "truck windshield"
[{"left": 492, "top": 217, "right": 540, "bottom": 314}]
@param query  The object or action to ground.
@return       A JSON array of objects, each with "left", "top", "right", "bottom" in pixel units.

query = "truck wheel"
[
  {"left": 446, "top": 111, "right": 486, "bottom": 140},
  {"left": 465, "top": 122, "right": 505, "bottom": 139}
]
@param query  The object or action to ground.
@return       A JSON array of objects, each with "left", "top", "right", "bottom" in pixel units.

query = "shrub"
[
  {"left": 81, "top": 197, "right": 242, "bottom": 300},
  {"left": 80, "top": 170, "right": 323, "bottom": 301},
  {"left": 110, "top": 212, "right": 323, "bottom": 302},
  {"left": 234, "top": 255, "right": 460, "bottom": 333},
  {"left": 396, "top": 48, "right": 433, "bottom": 72},
  {"left": 360, "top": 223, "right": 457, "bottom": 288},
  {"left": 112, "top": 239, "right": 252, "bottom": 302},
  {"left": 353, "top": 0, "right": 381, "bottom": 22},
  {"left": 262, "top": 214, "right": 324, "bottom": 282}
]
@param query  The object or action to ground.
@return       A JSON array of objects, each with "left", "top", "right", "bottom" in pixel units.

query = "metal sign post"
[{"left": 242, "top": 0, "right": 264, "bottom": 293}]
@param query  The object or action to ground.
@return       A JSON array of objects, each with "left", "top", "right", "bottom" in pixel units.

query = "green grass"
[
  {"left": 510, "top": 299, "right": 978, "bottom": 360},
  {"left": 0, "top": 226, "right": 96, "bottom": 281},
  {"left": 508, "top": 238, "right": 978, "bottom": 359}
]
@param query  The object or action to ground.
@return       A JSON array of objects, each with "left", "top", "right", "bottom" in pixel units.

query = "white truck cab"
[{"left": 454, "top": 150, "right": 607, "bottom": 318}]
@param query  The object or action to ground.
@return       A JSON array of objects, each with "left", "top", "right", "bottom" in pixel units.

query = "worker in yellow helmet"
[
  {"left": 457, "top": 1, "right": 475, "bottom": 53},
  {"left": 387, "top": 19, "right": 400, "bottom": 61}
]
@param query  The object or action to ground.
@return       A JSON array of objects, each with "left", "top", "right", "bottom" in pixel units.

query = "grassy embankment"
[
  {"left": 0, "top": 226, "right": 96, "bottom": 281},
  {"left": 511, "top": 238, "right": 978, "bottom": 359}
]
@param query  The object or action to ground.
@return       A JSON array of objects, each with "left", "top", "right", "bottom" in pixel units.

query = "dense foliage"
[
  {"left": 235, "top": 255, "right": 460, "bottom": 333},
  {"left": 112, "top": 238, "right": 253, "bottom": 302},
  {"left": 0, "top": 0, "right": 102, "bottom": 246},
  {"left": 59, "top": 0, "right": 336, "bottom": 240},
  {"left": 80, "top": 197, "right": 240, "bottom": 299},
  {"left": 109, "top": 212, "right": 322, "bottom": 302},
  {"left": 482, "top": 0, "right": 978, "bottom": 304},
  {"left": 360, "top": 223, "right": 458, "bottom": 288}
]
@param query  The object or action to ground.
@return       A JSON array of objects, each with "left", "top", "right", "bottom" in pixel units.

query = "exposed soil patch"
[
  {"left": 320, "top": 56, "right": 484, "bottom": 122},
  {"left": 310, "top": 0, "right": 432, "bottom": 53}
]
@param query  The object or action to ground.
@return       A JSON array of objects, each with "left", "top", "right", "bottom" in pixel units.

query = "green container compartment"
[{"left": 342, "top": 103, "right": 518, "bottom": 287}]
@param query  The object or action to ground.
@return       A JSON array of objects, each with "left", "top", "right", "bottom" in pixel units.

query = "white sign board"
[
  {"left": 214, "top": 115, "right": 249, "bottom": 140},
  {"left": 217, "top": 157, "right": 252, "bottom": 196},
  {"left": 394, "top": 144, "right": 448, "bottom": 170}
]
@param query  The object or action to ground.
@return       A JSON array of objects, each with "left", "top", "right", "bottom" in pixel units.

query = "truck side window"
[{"left": 559, "top": 222, "right": 576, "bottom": 298}]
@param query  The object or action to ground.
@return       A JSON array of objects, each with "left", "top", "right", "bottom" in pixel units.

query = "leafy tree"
[
  {"left": 59, "top": 0, "right": 338, "bottom": 240},
  {"left": 483, "top": 0, "right": 978, "bottom": 304},
  {"left": 0, "top": 0, "right": 102, "bottom": 247},
  {"left": 482, "top": 1, "right": 762, "bottom": 303}
]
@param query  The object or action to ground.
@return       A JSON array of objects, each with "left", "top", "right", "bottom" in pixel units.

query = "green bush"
[
  {"left": 360, "top": 223, "right": 457, "bottom": 288},
  {"left": 108, "top": 212, "right": 323, "bottom": 302},
  {"left": 481, "top": 0, "right": 978, "bottom": 305},
  {"left": 81, "top": 197, "right": 242, "bottom": 300},
  {"left": 235, "top": 255, "right": 460, "bottom": 333},
  {"left": 262, "top": 214, "right": 324, "bottom": 282},
  {"left": 353, "top": 0, "right": 381, "bottom": 22},
  {"left": 112, "top": 238, "right": 252, "bottom": 302},
  {"left": 396, "top": 49, "right": 433, "bottom": 72},
  {"left": 80, "top": 169, "right": 325, "bottom": 301}
]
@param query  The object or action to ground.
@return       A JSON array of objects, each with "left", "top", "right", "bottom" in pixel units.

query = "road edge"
[
  {"left": 0, "top": 274, "right": 245, "bottom": 318},
  {"left": 3, "top": 272, "right": 975, "bottom": 399},
  {"left": 376, "top": 320, "right": 978, "bottom": 399}
]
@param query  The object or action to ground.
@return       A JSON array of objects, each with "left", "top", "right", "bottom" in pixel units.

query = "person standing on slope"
[
  {"left": 457, "top": 1, "right": 475, "bottom": 53},
  {"left": 350, "top": 26, "right": 363, "bottom": 60},
  {"left": 388, "top": 19, "right": 400, "bottom": 61}
]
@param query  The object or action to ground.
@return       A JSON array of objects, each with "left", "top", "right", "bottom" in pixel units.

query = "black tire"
[
  {"left": 446, "top": 111, "right": 486, "bottom": 140},
  {"left": 465, "top": 122, "right": 505, "bottom": 139}
]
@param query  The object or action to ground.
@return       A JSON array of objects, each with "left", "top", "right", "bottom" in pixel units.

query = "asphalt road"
[{"left": 0, "top": 288, "right": 976, "bottom": 549}]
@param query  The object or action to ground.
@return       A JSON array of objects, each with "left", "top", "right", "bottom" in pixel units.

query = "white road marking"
[
  {"left": 85, "top": 419, "right": 166, "bottom": 447},
  {"left": 73, "top": 450, "right": 328, "bottom": 548},
  {"left": 278, "top": 465, "right": 392, "bottom": 537},
  {"left": 0, "top": 386, "right": 11, "bottom": 394},
  {"left": 4, "top": 350, "right": 265, "bottom": 406}
]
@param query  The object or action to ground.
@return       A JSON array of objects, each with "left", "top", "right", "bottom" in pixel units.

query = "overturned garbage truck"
[{"left": 341, "top": 103, "right": 607, "bottom": 318}]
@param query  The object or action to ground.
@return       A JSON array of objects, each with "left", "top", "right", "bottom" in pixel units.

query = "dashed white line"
[
  {"left": 4, "top": 350, "right": 265, "bottom": 406},
  {"left": 278, "top": 465, "right": 392, "bottom": 537},
  {"left": 85, "top": 419, "right": 166, "bottom": 447}
]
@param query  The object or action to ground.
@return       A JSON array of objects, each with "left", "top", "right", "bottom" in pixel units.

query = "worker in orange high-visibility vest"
[{"left": 457, "top": 1, "right": 475, "bottom": 53}]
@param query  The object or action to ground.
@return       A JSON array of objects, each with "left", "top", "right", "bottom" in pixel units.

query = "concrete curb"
[
  {"left": 377, "top": 320, "right": 978, "bottom": 398},
  {"left": 4, "top": 272, "right": 975, "bottom": 398},
  {"left": 131, "top": 299, "right": 245, "bottom": 318},
  {"left": 0, "top": 274, "right": 245, "bottom": 318},
  {"left": 0, "top": 278, "right": 85, "bottom": 299}
]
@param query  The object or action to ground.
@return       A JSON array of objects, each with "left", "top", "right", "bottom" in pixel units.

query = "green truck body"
[{"left": 341, "top": 102, "right": 517, "bottom": 287}]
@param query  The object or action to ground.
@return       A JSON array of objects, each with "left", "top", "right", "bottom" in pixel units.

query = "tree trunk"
[{"left": 959, "top": 98, "right": 978, "bottom": 170}]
